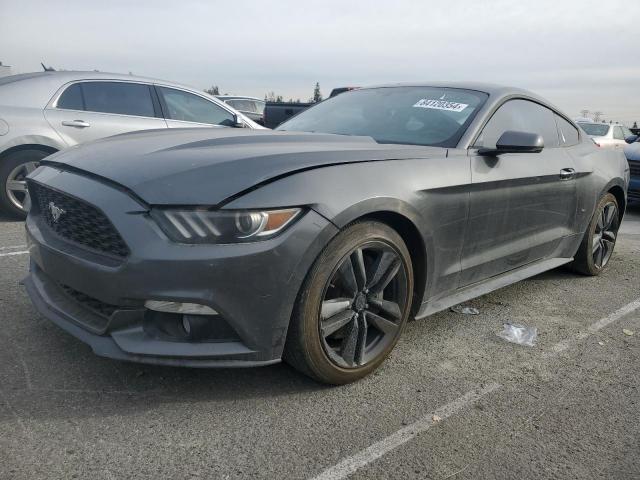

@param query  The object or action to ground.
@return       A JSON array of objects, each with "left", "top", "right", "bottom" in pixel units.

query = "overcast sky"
[{"left": 1, "top": 0, "right": 638, "bottom": 124}]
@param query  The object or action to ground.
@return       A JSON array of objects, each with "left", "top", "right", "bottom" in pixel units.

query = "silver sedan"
[{"left": 0, "top": 71, "right": 262, "bottom": 217}]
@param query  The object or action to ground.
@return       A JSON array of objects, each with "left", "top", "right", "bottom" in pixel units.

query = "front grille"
[
  {"left": 60, "top": 284, "right": 120, "bottom": 318},
  {"left": 28, "top": 181, "right": 129, "bottom": 258},
  {"left": 629, "top": 161, "right": 640, "bottom": 177}
]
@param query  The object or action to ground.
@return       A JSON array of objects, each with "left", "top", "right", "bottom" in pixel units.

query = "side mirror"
[
  {"left": 232, "top": 114, "right": 245, "bottom": 128},
  {"left": 625, "top": 135, "right": 638, "bottom": 144},
  {"left": 478, "top": 130, "right": 544, "bottom": 155}
]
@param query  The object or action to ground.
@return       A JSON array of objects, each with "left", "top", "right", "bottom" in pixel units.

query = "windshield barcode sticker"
[{"left": 413, "top": 99, "right": 468, "bottom": 112}]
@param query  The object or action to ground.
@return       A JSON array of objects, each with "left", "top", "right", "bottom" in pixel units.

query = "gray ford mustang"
[{"left": 24, "top": 83, "right": 629, "bottom": 384}]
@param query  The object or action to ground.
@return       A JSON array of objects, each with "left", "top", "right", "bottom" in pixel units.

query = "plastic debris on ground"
[
  {"left": 450, "top": 305, "right": 479, "bottom": 315},
  {"left": 432, "top": 414, "right": 442, "bottom": 423},
  {"left": 497, "top": 322, "right": 537, "bottom": 347},
  {"left": 623, "top": 329, "right": 634, "bottom": 336}
]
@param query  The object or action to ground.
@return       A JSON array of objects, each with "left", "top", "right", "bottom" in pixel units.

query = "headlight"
[{"left": 150, "top": 208, "right": 302, "bottom": 244}]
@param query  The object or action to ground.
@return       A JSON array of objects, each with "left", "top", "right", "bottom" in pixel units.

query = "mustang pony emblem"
[{"left": 48, "top": 202, "right": 66, "bottom": 222}]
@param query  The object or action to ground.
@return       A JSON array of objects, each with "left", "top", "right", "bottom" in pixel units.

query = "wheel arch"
[
  {"left": 607, "top": 184, "right": 626, "bottom": 221},
  {"left": 328, "top": 199, "right": 429, "bottom": 318},
  {"left": 357, "top": 210, "right": 428, "bottom": 317},
  {"left": 0, "top": 143, "right": 59, "bottom": 163}
]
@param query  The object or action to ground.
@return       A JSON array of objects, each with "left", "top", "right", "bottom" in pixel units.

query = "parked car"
[
  {"left": 576, "top": 121, "right": 634, "bottom": 149},
  {"left": 0, "top": 71, "right": 262, "bottom": 217},
  {"left": 24, "top": 83, "right": 628, "bottom": 384},
  {"left": 217, "top": 95, "right": 265, "bottom": 125},
  {"left": 263, "top": 101, "right": 312, "bottom": 128},
  {"left": 624, "top": 135, "right": 640, "bottom": 202}
]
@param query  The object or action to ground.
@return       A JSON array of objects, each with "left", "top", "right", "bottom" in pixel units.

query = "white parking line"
[
  {"left": 310, "top": 383, "right": 501, "bottom": 480},
  {"left": 0, "top": 244, "right": 27, "bottom": 251},
  {"left": 0, "top": 250, "right": 28, "bottom": 258},
  {"left": 548, "top": 296, "right": 640, "bottom": 355}
]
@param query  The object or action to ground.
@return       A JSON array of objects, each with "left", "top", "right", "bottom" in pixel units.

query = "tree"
[
  {"left": 264, "top": 92, "right": 284, "bottom": 102},
  {"left": 313, "top": 82, "right": 322, "bottom": 103},
  {"left": 593, "top": 111, "right": 603, "bottom": 122},
  {"left": 204, "top": 85, "right": 220, "bottom": 95},
  {"left": 580, "top": 109, "right": 590, "bottom": 118}
]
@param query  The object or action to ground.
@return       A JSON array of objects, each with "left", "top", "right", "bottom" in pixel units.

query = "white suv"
[{"left": 0, "top": 71, "right": 261, "bottom": 217}]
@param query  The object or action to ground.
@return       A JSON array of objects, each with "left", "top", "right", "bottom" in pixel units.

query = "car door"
[
  {"left": 155, "top": 86, "right": 237, "bottom": 129},
  {"left": 459, "top": 99, "right": 577, "bottom": 286},
  {"left": 44, "top": 81, "right": 168, "bottom": 146}
]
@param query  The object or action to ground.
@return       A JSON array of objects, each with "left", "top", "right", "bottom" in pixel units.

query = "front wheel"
[
  {"left": 284, "top": 221, "right": 414, "bottom": 384},
  {"left": 570, "top": 193, "right": 620, "bottom": 276}
]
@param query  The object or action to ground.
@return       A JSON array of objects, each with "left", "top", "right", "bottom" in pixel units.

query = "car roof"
[
  {"left": 360, "top": 81, "right": 537, "bottom": 98},
  {"left": 0, "top": 70, "right": 212, "bottom": 108}
]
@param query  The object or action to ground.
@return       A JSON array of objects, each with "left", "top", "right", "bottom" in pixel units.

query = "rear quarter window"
[
  {"left": 57, "top": 83, "right": 84, "bottom": 111},
  {"left": 555, "top": 115, "right": 580, "bottom": 146}
]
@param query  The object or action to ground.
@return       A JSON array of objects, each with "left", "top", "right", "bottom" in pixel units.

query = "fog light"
[{"left": 144, "top": 300, "right": 218, "bottom": 315}]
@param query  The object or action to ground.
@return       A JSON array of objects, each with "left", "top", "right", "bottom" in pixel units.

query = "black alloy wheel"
[
  {"left": 319, "top": 241, "right": 409, "bottom": 368},
  {"left": 284, "top": 221, "right": 414, "bottom": 384}
]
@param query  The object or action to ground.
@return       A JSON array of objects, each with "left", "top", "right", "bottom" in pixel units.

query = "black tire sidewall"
[
  {"left": 286, "top": 221, "right": 414, "bottom": 384},
  {"left": 0, "top": 149, "right": 51, "bottom": 218}
]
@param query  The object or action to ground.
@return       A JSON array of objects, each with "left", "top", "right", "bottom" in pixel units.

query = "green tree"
[
  {"left": 265, "top": 92, "right": 284, "bottom": 102},
  {"left": 204, "top": 85, "right": 220, "bottom": 95},
  {"left": 313, "top": 82, "right": 322, "bottom": 103}
]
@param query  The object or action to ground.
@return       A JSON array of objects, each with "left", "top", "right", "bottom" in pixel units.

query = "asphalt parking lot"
[{"left": 1, "top": 205, "right": 639, "bottom": 480}]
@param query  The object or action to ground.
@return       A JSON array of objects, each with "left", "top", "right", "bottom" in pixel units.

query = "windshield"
[
  {"left": 276, "top": 86, "right": 488, "bottom": 147},
  {"left": 578, "top": 123, "right": 610, "bottom": 137}
]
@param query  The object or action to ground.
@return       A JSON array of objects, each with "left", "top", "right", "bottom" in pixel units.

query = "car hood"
[{"left": 43, "top": 128, "right": 446, "bottom": 206}]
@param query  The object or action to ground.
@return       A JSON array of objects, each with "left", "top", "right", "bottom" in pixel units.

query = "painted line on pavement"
[
  {"left": 0, "top": 244, "right": 27, "bottom": 251},
  {"left": 310, "top": 383, "right": 501, "bottom": 480},
  {"left": 0, "top": 250, "right": 28, "bottom": 258},
  {"left": 547, "top": 296, "right": 640, "bottom": 355}
]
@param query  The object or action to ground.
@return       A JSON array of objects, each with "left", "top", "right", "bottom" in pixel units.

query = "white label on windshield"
[{"left": 413, "top": 99, "right": 468, "bottom": 112}]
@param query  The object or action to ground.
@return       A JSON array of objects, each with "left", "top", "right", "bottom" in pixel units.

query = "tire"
[
  {"left": 284, "top": 221, "right": 414, "bottom": 384},
  {"left": 0, "top": 149, "right": 51, "bottom": 219},
  {"left": 570, "top": 193, "right": 620, "bottom": 276}
]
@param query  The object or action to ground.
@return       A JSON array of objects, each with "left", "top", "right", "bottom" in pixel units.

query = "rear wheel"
[
  {"left": 570, "top": 193, "right": 619, "bottom": 276},
  {"left": 0, "top": 149, "right": 51, "bottom": 218},
  {"left": 284, "top": 221, "right": 413, "bottom": 384}
]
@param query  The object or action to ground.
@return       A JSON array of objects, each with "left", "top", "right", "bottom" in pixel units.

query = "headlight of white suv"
[{"left": 150, "top": 208, "right": 302, "bottom": 244}]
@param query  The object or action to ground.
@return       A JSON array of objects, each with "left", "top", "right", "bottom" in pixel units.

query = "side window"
[
  {"left": 474, "top": 99, "right": 560, "bottom": 149},
  {"left": 229, "top": 99, "right": 257, "bottom": 113},
  {"left": 157, "top": 87, "right": 235, "bottom": 126},
  {"left": 81, "top": 82, "right": 156, "bottom": 117},
  {"left": 613, "top": 126, "right": 624, "bottom": 140},
  {"left": 555, "top": 115, "right": 580, "bottom": 146},
  {"left": 57, "top": 83, "right": 84, "bottom": 111}
]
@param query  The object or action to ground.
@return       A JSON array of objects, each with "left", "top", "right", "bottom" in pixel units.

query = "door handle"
[
  {"left": 559, "top": 168, "right": 576, "bottom": 180},
  {"left": 61, "top": 120, "right": 90, "bottom": 128}
]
